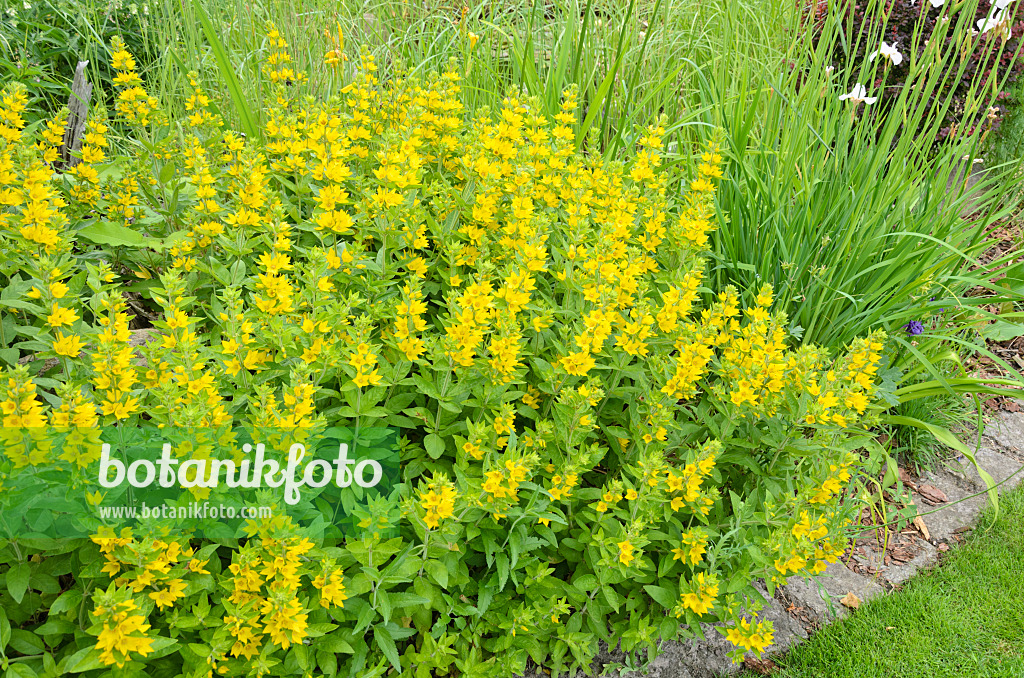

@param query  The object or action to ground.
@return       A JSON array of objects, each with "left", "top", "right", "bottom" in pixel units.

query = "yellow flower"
[
  {"left": 53, "top": 332, "right": 85, "bottom": 357},
  {"left": 617, "top": 540, "right": 636, "bottom": 566},
  {"left": 46, "top": 303, "right": 78, "bottom": 328},
  {"left": 148, "top": 578, "right": 187, "bottom": 609}
]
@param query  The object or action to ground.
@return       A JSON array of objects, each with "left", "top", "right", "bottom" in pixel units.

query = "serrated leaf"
[{"left": 373, "top": 625, "right": 401, "bottom": 672}]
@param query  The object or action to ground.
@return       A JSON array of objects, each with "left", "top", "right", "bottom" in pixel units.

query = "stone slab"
[
  {"left": 910, "top": 447, "right": 1021, "bottom": 541},
  {"left": 945, "top": 447, "right": 1024, "bottom": 492},
  {"left": 881, "top": 541, "right": 939, "bottom": 586},
  {"left": 779, "top": 562, "right": 884, "bottom": 624},
  {"left": 912, "top": 467, "right": 986, "bottom": 543},
  {"left": 984, "top": 411, "right": 1024, "bottom": 456}
]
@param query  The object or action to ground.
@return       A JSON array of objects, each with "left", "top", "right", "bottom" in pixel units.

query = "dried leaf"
[
  {"left": 839, "top": 592, "right": 861, "bottom": 609},
  {"left": 912, "top": 515, "right": 931, "bottom": 541},
  {"left": 918, "top": 484, "right": 948, "bottom": 505},
  {"left": 890, "top": 549, "right": 911, "bottom": 564}
]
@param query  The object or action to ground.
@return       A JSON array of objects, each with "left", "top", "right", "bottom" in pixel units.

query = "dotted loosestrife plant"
[{"left": 0, "top": 29, "right": 887, "bottom": 678}]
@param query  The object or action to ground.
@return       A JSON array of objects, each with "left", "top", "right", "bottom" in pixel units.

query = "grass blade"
[{"left": 192, "top": 0, "right": 259, "bottom": 139}]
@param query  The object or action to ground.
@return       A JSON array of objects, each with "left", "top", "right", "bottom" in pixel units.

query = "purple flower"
[{"left": 903, "top": 321, "right": 924, "bottom": 336}]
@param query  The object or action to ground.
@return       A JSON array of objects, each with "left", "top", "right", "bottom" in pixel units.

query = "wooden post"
[{"left": 59, "top": 60, "right": 92, "bottom": 169}]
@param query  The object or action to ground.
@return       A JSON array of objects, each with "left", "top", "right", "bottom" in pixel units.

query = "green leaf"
[
  {"left": 0, "top": 300, "right": 44, "bottom": 313},
  {"left": 7, "top": 562, "right": 29, "bottom": 604},
  {"left": 9, "top": 629, "right": 44, "bottom": 655},
  {"left": 476, "top": 584, "right": 493, "bottom": 617},
  {"left": 0, "top": 607, "right": 10, "bottom": 651},
  {"left": 35, "top": 619, "right": 74, "bottom": 636},
  {"left": 981, "top": 320, "right": 1024, "bottom": 342},
  {"left": 601, "top": 585, "right": 621, "bottom": 612},
  {"left": 292, "top": 643, "right": 310, "bottom": 671},
  {"left": 318, "top": 631, "right": 355, "bottom": 654},
  {"left": 147, "top": 636, "right": 180, "bottom": 659},
  {"left": 643, "top": 585, "right": 676, "bottom": 609},
  {"left": 5, "top": 663, "right": 39, "bottom": 678},
  {"left": 424, "top": 560, "right": 448, "bottom": 588},
  {"left": 159, "top": 160, "right": 177, "bottom": 184},
  {"left": 423, "top": 433, "right": 446, "bottom": 459},
  {"left": 373, "top": 625, "right": 401, "bottom": 672},
  {"left": 48, "top": 589, "right": 83, "bottom": 615},
  {"left": 77, "top": 221, "right": 149, "bottom": 248},
  {"left": 62, "top": 647, "right": 104, "bottom": 673},
  {"left": 388, "top": 592, "right": 430, "bottom": 609}
]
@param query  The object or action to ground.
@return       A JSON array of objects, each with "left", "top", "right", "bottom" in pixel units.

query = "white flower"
[
  {"left": 839, "top": 84, "right": 877, "bottom": 105},
  {"left": 868, "top": 41, "right": 903, "bottom": 66},
  {"left": 994, "top": 0, "right": 1016, "bottom": 10},
  {"left": 978, "top": 7, "right": 1012, "bottom": 38},
  {"left": 930, "top": 0, "right": 945, "bottom": 7}
]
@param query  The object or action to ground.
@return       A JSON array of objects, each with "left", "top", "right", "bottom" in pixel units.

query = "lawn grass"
[{"left": 742, "top": 487, "right": 1024, "bottom": 678}]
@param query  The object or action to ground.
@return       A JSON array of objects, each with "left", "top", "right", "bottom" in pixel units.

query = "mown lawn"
[{"left": 744, "top": 487, "right": 1024, "bottom": 678}]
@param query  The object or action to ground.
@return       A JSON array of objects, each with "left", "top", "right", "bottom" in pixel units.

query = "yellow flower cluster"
[
  {"left": 418, "top": 474, "right": 459, "bottom": 529},
  {"left": 264, "top": 26, "right": 307, "bottom": 87},
  {"left": 312, "top": 568, "right": 349, "bottom": 608},
  {"left": 110, "top": 36, "right": 159, "bottom": 125},
  {"left": 617, "top": 539, "right": 637, "bottom": 566},
  {"left": 184, "top": 71, "right": 222, "bottom": 129},
  {"left": 481, "top": 458, "right": 532, "bottom": 516},
  {"left": 0, "top": 86, "right": 28, "bottom": 144},
  {"left": 676, "top": 571, "right": 720, "bottom": 616},
  {"left": 92, "top": 597, "right": 155, "bottom": 668},
  {"left": 1, "top": 111, "right": 69, "bottom": 252},
  {"left": 222, "top": 534, "right": 316, "bottom": 657},
  {"left": 672, "top": 529, "right": 709, "bottom": 566},
  {"left": 664, "top": 440, "right": 720, "bottom": 514},
  {"left": 1, "top": 370, "right": 47, "bottom": 428},
  {"left": 724, "top": 616, "right": 775, "bottom": 656}
]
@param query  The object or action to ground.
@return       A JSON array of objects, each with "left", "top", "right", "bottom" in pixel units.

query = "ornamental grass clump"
[{"left": 0, "top": 30, "right": 890, "bottom": 677}]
